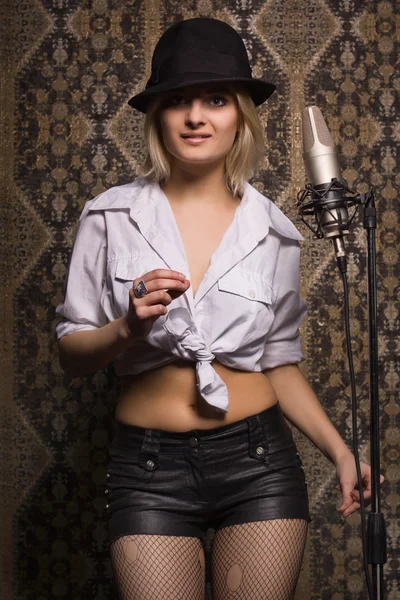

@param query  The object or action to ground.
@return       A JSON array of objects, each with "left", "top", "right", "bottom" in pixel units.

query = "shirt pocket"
[
  {"left": 114, "top": 255, "right": 164, "bottom": 288},
  {"left": 217, "top": 268, "right": 276, "bottom": 340},
  {"left": 217, "top": 268, "right": 274, "bottom": 310},
  {"left": 111, "top": 254, "right": 165, "bottom": 316}
]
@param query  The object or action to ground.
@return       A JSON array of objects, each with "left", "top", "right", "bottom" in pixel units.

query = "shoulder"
[
  {"left": 245, "top": 182, "right": 304, "bottom": 242},
  {"left": 74, "top": 178, "right": 152, "bottom": 237},
  {"left": 85, "top": 177, "right": 151, "bottom": 213}
]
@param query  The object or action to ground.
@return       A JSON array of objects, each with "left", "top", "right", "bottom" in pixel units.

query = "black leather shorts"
[{"left": 106, "top": 401, "right": 311, "bottom": 548}]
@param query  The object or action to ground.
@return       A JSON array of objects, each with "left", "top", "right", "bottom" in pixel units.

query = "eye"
[
  {"left": 209, "top": 95, "right": 229, "bottom": 107},
  {"left": 164, "top": 94, "right": 187, "bottom": 107}
]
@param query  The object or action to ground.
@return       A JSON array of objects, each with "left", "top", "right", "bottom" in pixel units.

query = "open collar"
[{"left": 89, "top": 178, "right": 303, "bottom": 311}]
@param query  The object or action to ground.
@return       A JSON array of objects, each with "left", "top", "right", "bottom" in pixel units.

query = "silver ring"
[{"left": 132, "top": 279, "right": 148, "bottom": 298}]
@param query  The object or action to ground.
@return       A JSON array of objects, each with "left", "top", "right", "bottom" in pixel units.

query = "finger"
[
  {"left": 134, "top": 277, "right": 188, "bottom": 293},
  {"left": 159, "top": 281, "right": 189, "bottom": 300},
  {"left": 350, "top": 489, "right": 371, "bottom": 503},
  {"left": 338, "top": 499, "right": 353, "bottom": 512},
  {"left": 147, "top": 269, "right": 188, "bottom": 283},
  {"left": 338, "top": 481, "right": 355, "bottom": 512},
  {"left": 150, "top": 288, "right": 173, "bottom": 306},
  {"left": 153, "top": 276, "right": 190, "bottom": 290},
  {"left": 130, "top": 287, "right": 173, "bottom": 312},
  {"left": 340, "top": 486, "right": 375, "bottom": 517},
  {"left": 342, "top": 502, "right": 360, "bottom": 518}
]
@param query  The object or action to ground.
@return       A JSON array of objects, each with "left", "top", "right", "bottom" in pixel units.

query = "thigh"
[
  {"left": 211, "top": 519, "right": 308, "bottom": 600},
  {"left": 110, "top": 534, "right": 206, "bottom": 600}
]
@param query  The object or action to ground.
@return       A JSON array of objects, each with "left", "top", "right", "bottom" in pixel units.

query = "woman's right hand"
[{"left": 125, "top": 269, "right": 191, "bottom": 340}]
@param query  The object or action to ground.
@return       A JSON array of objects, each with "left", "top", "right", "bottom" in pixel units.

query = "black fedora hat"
[{"left": 128, "top": 18, "right": 276, "bottom": 113}]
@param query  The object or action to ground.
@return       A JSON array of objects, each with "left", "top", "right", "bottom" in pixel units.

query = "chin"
[
  {"left": 181, "top": 156, "right": 225, "bottom": 168},
  {"left": 177, "top": 149, "right": 228, "bottom": 164}
]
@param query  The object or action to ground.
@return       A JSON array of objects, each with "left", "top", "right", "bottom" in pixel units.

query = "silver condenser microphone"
[{"left": 299, "top": 106, "right": 358, "bottom": 272}]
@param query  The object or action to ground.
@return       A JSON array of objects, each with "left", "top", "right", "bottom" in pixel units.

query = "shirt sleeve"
[
  {"left": 259, "top": 238, "right": 307, "bottom": 370},
  {"left": 55, "top": 201, "right": 108, "bottom": 340}
]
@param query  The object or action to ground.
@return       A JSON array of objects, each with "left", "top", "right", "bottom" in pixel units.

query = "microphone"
[{"left": 298, "top": 106, "right": 359, "bottom": 273}]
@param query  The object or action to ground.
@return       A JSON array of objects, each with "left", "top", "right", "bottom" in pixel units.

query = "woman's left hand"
[{"left": 335, "top": 452, "right": 385, "bottom": 518}]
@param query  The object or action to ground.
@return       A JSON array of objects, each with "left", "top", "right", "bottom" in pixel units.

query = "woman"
[{"left": 56, "top": 18, "right": 382, "bottom": 600}]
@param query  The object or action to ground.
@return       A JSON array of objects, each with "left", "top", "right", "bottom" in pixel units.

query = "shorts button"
[
  {"left": 256, "top": 446, "right": 264, "bottom": 456},
  {"left": 146, "top": 459, "right": 155, "bottom": 469},
  {"left": 249, "top": 289, "right": 256, "bottom": 298},
  {"left": 189, "top": 437, "right": 199, "bottom": 448},
  {"left": 106, "top": 473, "right": 110, "bottom": 478}
]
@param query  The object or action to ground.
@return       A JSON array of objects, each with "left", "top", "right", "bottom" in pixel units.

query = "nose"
[{"left": 185, "top": 99, "right": 206, "bottom": 128}]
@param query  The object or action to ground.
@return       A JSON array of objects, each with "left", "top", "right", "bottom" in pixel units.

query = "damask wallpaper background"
[{"left": 1, "top": 0, "right": 398, "bottom": 598}]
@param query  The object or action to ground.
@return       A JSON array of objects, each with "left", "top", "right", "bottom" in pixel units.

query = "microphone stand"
[
  {"left": 297, "top": 181, "right": 387, "bottom": 600},
  {"left": 363, "top": 192, "right": 387, "bottom": 599}
]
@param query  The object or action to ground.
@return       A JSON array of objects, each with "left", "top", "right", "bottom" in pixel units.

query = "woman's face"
[{"left": 159, "top": 83, "right": 239, "bottom": 169}]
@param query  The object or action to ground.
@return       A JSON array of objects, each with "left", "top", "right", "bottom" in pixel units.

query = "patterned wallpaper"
[{"left": 1, "top": 0, "right": 398, "bottom": 598}]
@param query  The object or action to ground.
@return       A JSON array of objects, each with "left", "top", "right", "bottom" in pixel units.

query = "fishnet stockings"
[
  {"left": 212, "top": 519, "right": 308, "bottom": 599},
  {"left": 109, "top": 519, "right": 308, "bottom": 599},
  {"left": 110, "top": 534, "right": 206, "bottom": 599}
]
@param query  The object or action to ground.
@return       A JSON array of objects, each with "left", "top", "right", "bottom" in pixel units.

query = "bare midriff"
[{"left": 117, "top": 359, "right": 278, "bottom": 432}]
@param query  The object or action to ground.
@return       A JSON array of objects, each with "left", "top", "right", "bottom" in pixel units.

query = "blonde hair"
[{"left": 138, "top": 87, "right": 265, "bottom": 197}]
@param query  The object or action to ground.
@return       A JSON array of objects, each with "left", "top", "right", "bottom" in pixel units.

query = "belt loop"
[
  {"left": 139, "top": 428, "right": 161, "bottom": 471},
  {"left": 247, "top": 413, "right": 269, "bottom": 464}
]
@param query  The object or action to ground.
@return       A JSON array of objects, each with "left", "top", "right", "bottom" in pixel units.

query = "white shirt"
[{"left": 55, "top": 178, "right": 307, "bottom": 412}]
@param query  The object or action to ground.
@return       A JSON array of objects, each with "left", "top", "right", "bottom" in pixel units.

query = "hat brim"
[{"left": 127, "top": 73, "right": 276, "bottom": 113}]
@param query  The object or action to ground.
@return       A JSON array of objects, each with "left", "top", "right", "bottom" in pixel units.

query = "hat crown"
[{"left": 148, "top": 18, "right": 252, "bottom": 86}]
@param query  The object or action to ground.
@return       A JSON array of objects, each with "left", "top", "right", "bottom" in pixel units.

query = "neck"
[{"left": 161, "top": 160, "right": 238, "bottom": 207}]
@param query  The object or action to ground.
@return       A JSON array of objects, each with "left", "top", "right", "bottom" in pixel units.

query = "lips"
[{"left": 181, "top": 134, "right": 211, "bottom": 139}]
